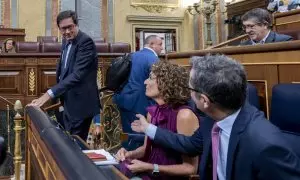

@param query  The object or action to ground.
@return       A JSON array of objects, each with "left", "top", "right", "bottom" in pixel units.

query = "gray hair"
[
  {"left": 144, "top": 35, "right": 160, "bottom": 45},
  {"left": 190, "top": 55, "right": 247, "bottom": 110}
]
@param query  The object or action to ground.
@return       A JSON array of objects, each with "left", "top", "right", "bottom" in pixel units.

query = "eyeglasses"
[
  {"left": 148, "top": 73, "right": 157, "bottom": 81},
  {"left": 184, "top": 86, "right": 214, "bottom": 103},
  {"left": 242, "top": 23, "right": 262, "bottom": 30},
  {"left": 59, "top": 24, "right": 75, "bottom": 32},
  {"left": 185, "top": 86, "right": 202, "bottom": 93}
]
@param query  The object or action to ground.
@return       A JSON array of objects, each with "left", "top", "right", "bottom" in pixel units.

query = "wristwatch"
[{"left": 152, "top": 164, "right": 159, "bottom": 176}]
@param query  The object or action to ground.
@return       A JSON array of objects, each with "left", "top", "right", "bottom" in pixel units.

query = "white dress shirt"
[
  {"left": 251, "top": 30, "right": 271, "bottom": 45},
  {"left": 144, "top": 47, "right": 158, "bottom": 57},
  {"left": 47, "top": 43, "right": 72, "bottom": 98},
  {"left": 215, "top": 108, "right": 241, "bottom": 180}
]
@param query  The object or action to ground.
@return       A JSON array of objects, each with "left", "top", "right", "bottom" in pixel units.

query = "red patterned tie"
[{"left": 211, "top": 123, "right": 220, "bottom": 180}]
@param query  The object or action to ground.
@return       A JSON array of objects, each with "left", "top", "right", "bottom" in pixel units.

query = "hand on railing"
[{"left": 28, "top": 93, "right": 51, "bottom": 107}]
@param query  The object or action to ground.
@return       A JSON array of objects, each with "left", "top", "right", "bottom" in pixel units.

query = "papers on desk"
[{"left": 83, "top": 149, "right": 119, "bottom": 166}]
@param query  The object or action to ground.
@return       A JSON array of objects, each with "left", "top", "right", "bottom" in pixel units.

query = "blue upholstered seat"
[
  {"left": 270, "top": 83, "right": 300, "bottom": 157},
  {"left": 246, "top": 83, "right": 260, "bottom": 109},
  {"left": 270, "top": 84, "right": 300, "bottom": 133}
]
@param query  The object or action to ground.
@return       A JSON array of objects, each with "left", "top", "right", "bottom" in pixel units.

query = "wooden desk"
[
  {"left": 0, "top": 28, "right": 25, "bottom": 42},
  {"left": 273, "top": 9, "right": 300, "bottom": 34},
  {"left": 72, "top": 135, "right": 128, "bottom": 180},
  {"left": 25, "top": 106, "right": 128, "bottom": 180},
  {"left": 166, "top": 40, "right": 300, "bottom": 117},
  {"left": 0, "top": 53, "right": 123, "bottom": 108}
]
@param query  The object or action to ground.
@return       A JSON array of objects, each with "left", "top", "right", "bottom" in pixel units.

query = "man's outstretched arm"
[{"left": 132, "top": 114, "right": 203, "bottom": 156}]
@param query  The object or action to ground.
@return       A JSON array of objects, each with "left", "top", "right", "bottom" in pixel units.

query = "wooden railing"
[
  {"left": 166, "top": 40, "right": 300, "bottom": 118},
  {"left": 0, "top": 53, "right": 124, "bottom": 106},
  {"left": 207, "top": 34, "right": 248, "bottom": 49},
  {"left": 0, "top": 97, "right": 24, "bottom": 180},
  {"left": 25, "top": 106, "right": 128, "bottom": 180}
]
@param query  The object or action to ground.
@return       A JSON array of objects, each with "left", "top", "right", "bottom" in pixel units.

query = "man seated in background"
[
  {"left": 240, "top": 8, "right": 293, "bottom": 45},
  {"left": 268, "top": 0, "right": 300, "bottom": 12},
  {"left": 113, "top": 35, "right": 163, "bottom": 150},
  {"left": 131, "top": 54, "right": 300, "bottom": 180},
  {"left": 288, "top": 0, "right": 300, "bottom": 9}
]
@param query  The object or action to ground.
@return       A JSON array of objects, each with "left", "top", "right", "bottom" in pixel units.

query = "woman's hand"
[
  {"left": 131, "top": 114, "right": 150, "bottom": 133},
  {"left": 115, "top": 147, "right": 131, "bottom": 161},
  {"left": 126, "top": 159, "right": 153, "bottom": 173}
]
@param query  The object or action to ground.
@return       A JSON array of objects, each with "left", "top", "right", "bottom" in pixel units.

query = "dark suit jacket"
[
  {"left": 51, "top": 30, "right": 100, "bottom": 121},
  {"left": 240, "top": 31, "right": 293, "bottom": 46},
  {"left": 154, "top": 103, "right": 300, "bottom": 180},
  {"left": 113, "top": 48, "right": 158, "bottom": 133}
]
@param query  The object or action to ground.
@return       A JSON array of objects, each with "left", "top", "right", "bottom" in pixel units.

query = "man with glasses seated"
[{"left": 240, "top": 8, "right": 292, "bottom": 46}]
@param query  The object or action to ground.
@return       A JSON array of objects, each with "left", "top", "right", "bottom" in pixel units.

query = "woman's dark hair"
[
  {"left": 56, "top": 10, "right": 78, "bottom": 27},
  {"left": 3, "top": 38, "right": 16, "bottom": 52}
]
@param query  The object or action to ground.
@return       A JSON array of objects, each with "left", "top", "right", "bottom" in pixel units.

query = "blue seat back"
[
  {"left": 246, "top": 83, "right": 260, "bottom": 109},
  {"left": 270, "top": 83, "right": 300, "bottom": 133},
  {"left": 270, "top": 83, "right": 300, "bottom": 157}
]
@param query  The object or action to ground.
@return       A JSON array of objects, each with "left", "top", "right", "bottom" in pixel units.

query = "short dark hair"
[
  {"left": 241, "top": 8, "right": 272, "bottom": 28},
  {"left": 56, "top": 10, "right": 78, "bottom": 27},
  {"left": 144, "top": 35, "right": 160, "bottom": 45},
  {"left": 190, "top": 55, "right": 247, "bottom": 111}
]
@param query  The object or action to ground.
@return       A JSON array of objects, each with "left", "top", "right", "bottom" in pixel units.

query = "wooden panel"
[
  {"left": 166, "top": 41, "right": 300, "bottom": 118},
  {"left": 274, "top": 9, "right": 300, "bottom": 31},
  {"left": 40, "top": 70, "right": 56, "bottom": 94},
  {"left": 0, "top": 53, "right": 124, "bottom": 106},
  {"left": 278, "top": 64, "right": 300, "bottom": 83},
  {"left": 0, "top": 28, "right": 25, "bottom": 42},
  {"left": 245, "top": 65, "right": 278, "bottom": 117},
  {"left": 27, "top": 119, "right": 65, "bottom": 180},
  {"left": 0, "top": 71, "right": 22, "bottom": 94}
]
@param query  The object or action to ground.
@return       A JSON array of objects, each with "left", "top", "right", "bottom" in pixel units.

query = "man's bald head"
[{"left": 144, "top": 35, "right": 163, "bottom": 55}]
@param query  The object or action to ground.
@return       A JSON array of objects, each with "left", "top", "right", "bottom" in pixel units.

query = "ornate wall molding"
[
  {"left": 127, "top": 15, "right": 183, "bottom": 22},
  {"left": 130, "top": 0, "right": 179, "bottom": 13}
]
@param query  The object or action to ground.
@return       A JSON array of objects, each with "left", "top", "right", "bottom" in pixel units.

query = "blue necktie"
[
  {"left": 62, "top": 42, "right": 71, "bottom": 68},
  {"left": 61, "top": 42, "right": 71, "bottom": 78}
]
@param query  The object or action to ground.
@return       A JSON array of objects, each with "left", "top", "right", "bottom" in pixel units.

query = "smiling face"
[
  {"left": 144, "top": 72, "right": 160, "bottom": 98},
  {"left": 58, "top": 17, "right": 79, "bottom": 41},
  {"left": 243, "top": 18, "right": 269, "bottom": 42}
]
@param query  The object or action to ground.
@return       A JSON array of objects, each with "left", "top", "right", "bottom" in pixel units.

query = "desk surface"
[{"left": 73, "top": 135, "right": 129, "bottom": 180}]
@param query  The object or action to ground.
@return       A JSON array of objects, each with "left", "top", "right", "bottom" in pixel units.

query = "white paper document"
[{"left": 83, "top": 149, "right": 119, "bottom": 166}]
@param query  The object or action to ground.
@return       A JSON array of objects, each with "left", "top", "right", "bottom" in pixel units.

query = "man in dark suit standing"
[
  {"left": 30, "top": 10, "right": 100, "bottom": 141},
  {"left": 113, "top": 35, "right": 162, "bottom": 150},
  {"left": 131, "top": 55, "right": 300, "bottom": 180},
  {"left": 240, "top": 8, "right": 293, "bottom": 45}
]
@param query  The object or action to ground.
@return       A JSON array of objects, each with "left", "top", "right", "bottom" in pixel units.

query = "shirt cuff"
[
  {"left": 145, "top": 124, "right": 157, "bottom": 140},
  {"left": 94, "top": 123, "right": 101, "bottom": 126},
  {"left": 47, "top": 89, "right": 55, "bottom": 98}
]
